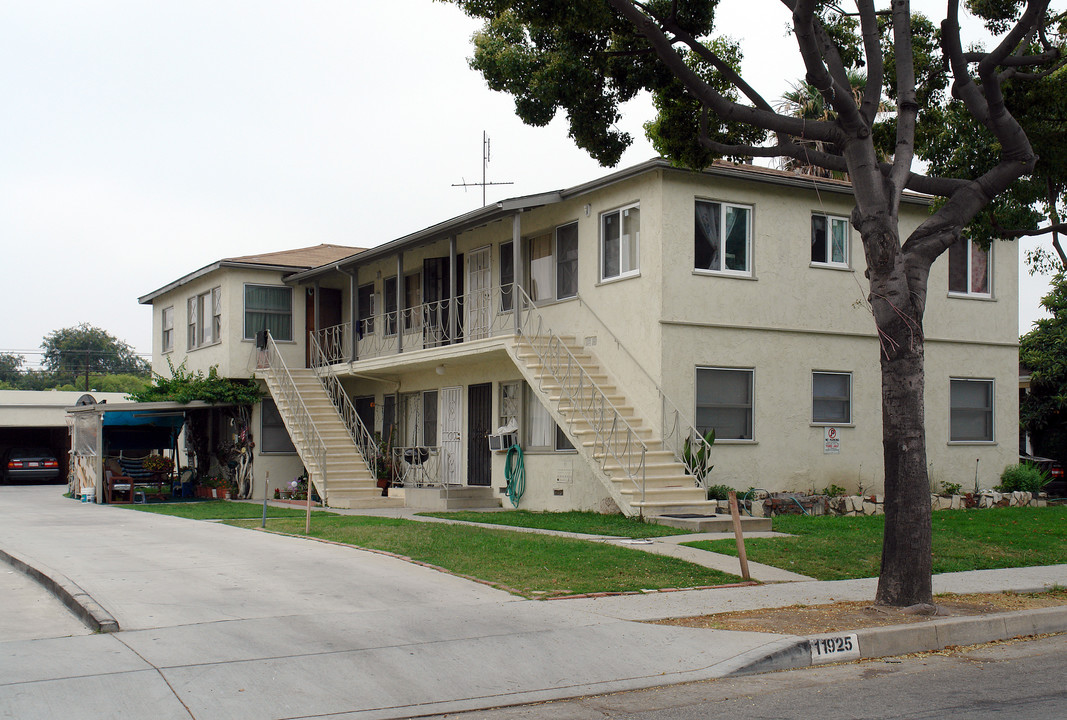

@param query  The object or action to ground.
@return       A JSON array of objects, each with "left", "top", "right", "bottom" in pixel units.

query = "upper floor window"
[
  {"left": 601, "top": 203, "right": 640, "bottom": 281},
  {"left": 695, "top": 200, "right": 752, "bottom": 275},
  {"left": 161, "top": 306, "right": 174, "bottom": 354},
  {"left": 696, "top": 367, "right": 754, "bottom": 440},
  {"left": 357, "top": 283, "right": 375, "bottom": 335},
  {"left": 526, "top": 221, "right": 580, "bottom": 302},
  {"left": 500, "top": 242, "right": 515, "bottom": 312},
  {"left": 950, "top": 378, "right": 994, "bottom": 442},
  {"left": 244, "top": 285, "right": 292, "bottom": 342},
  {"left": 811, "top": 214, "right": 849, "bottom": 267},
  {"left": 188, "top": 287, "right": 221, "bottom": 350},
  {"left": 404, "top": 273, "right": 422, "bottom": 331},
  {"left": 383, "top": 276, "right": 398, "bottom": 336},
  {"left": 812, "top": 371, "right": 852, "bottom": 424},
  {"left": 948, "top": 238, "right": 991, "bottom": 297}
]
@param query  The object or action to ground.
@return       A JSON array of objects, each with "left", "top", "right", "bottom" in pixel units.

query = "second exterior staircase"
[{"left": 507, "top": 295, "right": 719, "bottom": 518}]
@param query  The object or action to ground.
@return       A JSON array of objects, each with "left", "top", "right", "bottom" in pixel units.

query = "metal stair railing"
[
  {"left": 308, "top": 329, "right": 382, "bottom": 478},
  {"left": 257, "top": 332, "right": 328, "bottom": 501},
  {"left": 513, "top": 286, "right": 646, "bottom": 506},
  {"left": 575, "top": 296, "right": 715, "bottom": 491}
]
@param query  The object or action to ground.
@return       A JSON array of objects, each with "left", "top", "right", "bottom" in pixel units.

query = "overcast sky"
[{"left": 0, "top": 1, "right": 1054, "bottom": 366}]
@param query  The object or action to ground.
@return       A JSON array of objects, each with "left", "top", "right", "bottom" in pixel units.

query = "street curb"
[
  {"left": 725, "top": 605, "right": 1067, "bottom": 676},
  {"left": 0, "top": 547, "right": 120, "bottom": 634}
]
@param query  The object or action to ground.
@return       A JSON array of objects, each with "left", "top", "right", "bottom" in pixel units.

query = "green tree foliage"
[
  {"left": 0, "top": 353, "right": 24, "bottom": 385},
  {"left": 129, "top": 358, "right": 262, "bottom": 406},
  {"left": 1021, "top": 273, "right": 1067, "bottom": 461},
  {"left": 41, "top": 323, "right": 150, "bottom": 388}
]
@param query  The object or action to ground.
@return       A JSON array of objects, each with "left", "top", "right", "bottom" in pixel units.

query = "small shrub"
[
  {"left": 705, "top": 484, "right": 734, "bottom": 501},
  {"left": 939, "top": 481, "right": 962, "bottom": 496},
  {"left": 997, "top": 463, "right": 1050, "bottom": 493},
  {"left": 820, "top": 484, "right": 849, "bottom": 497}
]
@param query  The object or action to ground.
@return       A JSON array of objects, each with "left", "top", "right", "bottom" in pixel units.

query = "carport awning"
[{"left": 102, "top": 412, "right": 185, "bottom": 428}]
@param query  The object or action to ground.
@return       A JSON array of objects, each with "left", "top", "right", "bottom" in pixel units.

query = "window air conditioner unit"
[{"left": 488, "top": 432, "right": 518, "bottom": 452}]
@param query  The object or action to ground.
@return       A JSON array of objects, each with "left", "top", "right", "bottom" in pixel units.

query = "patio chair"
[{"left": 105, "top": 461, "right": 134, "bottom": 504}]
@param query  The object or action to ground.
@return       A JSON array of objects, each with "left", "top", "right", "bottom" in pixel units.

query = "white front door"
[
  {"left": 440, "top": 386, "right": 463, "bottom": 485},
  {"left": 467, "top": 246, "right": 492, "bottom": 340}
]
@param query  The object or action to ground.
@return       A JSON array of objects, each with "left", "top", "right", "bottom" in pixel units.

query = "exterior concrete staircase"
[
  {"left": 506, "top": 335, "right": 719, "bottom": 519},
  {"left": 261, "top": 366, "right": 402, "bottom": 510}
]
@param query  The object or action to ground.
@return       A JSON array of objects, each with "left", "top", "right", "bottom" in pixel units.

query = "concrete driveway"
[{"left": 0, "top": 486, "right": 787, "bottom": 720}]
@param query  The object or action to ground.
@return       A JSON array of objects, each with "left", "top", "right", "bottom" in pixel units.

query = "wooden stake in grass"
[
  {"left": 728, "top": 491, "right": 751, "bottom": 581},
  {"left": 305, "top": 472, "right": 313, "bottom": 534}
]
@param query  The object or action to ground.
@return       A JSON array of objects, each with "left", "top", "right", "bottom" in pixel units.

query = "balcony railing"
[{"left": 311, "top": 285, "right": 517, "bottom": 365}]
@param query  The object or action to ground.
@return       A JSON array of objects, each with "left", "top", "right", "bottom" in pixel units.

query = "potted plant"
[{"left": 143, "top": 454, "right": 175, "bottom": 480}]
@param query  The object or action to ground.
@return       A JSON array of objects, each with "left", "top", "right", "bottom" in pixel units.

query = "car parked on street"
[
  {"left": 2, "top": 448, "right": 61, "bottom": 483},
  {"left": 1020, "top": 454, "right": 1066, "bottom": 497}
]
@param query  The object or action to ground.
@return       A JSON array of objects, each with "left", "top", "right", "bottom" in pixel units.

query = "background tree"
[
  {"left": 1021, "top": 273, "right": 1067, "bottom": 461},
  {"left": 0, "top": 353, "right": 25, "bottom": 387},
  {"left": 447, "top": 0, "right": 1065, "bottom": 606},
  {"left": 41, "top": 323, "right": 150, "bottom": 390}
]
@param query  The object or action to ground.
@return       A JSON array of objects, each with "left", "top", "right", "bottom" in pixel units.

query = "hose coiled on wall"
[{"left": 505, "top": 444, "right": 525, "bottom": 507}]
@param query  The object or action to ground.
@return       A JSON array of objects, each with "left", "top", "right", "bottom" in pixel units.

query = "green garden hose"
[{"left": 505, "top": 444, "right": 525, "bottom": 507}]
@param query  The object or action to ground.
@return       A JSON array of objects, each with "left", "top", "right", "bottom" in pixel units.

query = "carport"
[{"left": 0, "top": 390, "right": 129, "bottom": 485}]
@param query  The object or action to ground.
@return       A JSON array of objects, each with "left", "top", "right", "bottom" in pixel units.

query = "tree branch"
[
  {"left": 889, "top": 0, "right": 919, "bottom": 198},
  {"left": 856, "top": 0, "right": 885, "bottom": 125}
]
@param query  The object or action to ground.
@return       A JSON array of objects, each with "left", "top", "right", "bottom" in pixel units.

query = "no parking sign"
[{"left": 824, "top": 427, "right": 840, "bottom": 454}]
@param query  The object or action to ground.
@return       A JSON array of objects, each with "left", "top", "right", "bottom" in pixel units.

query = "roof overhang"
[{"left": 138, "top": 261, "right": 316, "bottom": 305}]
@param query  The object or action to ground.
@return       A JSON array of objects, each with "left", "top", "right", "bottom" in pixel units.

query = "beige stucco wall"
[{"left": 147, "top": 267, "right": 307, "bottom": 380}]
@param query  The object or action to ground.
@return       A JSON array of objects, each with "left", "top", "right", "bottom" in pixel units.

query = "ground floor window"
[
  {"left": 696, "top": 367, "right": 754, "bottom": 440},
  {"left": 950, "top": 378, "right": 994, "bottom": 442},
  {"left": 261, "top": 399, "right": 296, "bottom": 454},
  {"left": 523, "top": 383, "right": 573, "bottom": 451},
  {"left": 812, "top": 371, "right": 852, "bottom": 424}
]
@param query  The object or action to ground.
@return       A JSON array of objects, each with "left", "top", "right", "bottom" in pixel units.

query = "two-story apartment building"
[{"left": 140, "top": 159, "right": 1018, "bottom": 516}]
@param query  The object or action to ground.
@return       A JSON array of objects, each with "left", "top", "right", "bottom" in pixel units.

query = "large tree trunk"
[{"left": 866, "top": 241, "right": 934, "bottom": 607}]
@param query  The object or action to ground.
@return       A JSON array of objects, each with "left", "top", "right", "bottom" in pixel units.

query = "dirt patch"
[{"left": 653, "top": 589, "right": 1067, "bottom": 635}]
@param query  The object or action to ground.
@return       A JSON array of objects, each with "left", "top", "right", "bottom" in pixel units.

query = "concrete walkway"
[{"left": 2, "top": 486, "right": 1066, "bottom": 720}]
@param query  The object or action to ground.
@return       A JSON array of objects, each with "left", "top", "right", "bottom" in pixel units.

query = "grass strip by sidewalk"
[
  {"left": 126, "top": 501, "right": 335, "bottom": 520},
  {"left": 229, "top": 515, "right": 741, "bottom": 598},
  {"left": 685, "top": 506, "right": 1067, "bottom": 581},
  {"left": 417, "top": 510, "right": 689, "bottom": 538}
]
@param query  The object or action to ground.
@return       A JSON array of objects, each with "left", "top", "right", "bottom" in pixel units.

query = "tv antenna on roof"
[{"left": 452, "top": 131, "right": 513, "bottom": 206}]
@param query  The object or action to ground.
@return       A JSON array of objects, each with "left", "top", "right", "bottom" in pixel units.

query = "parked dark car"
[
  {"left": 2, "top": 448, "right": 61, "bottom": 483},
  {"left": 1020, "top": 454, "right": 1066, "bottom": 497}
]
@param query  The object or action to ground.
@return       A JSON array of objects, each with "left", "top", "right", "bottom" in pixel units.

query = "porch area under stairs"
[{"left": 506, "top": 336, "right": 720, "bottom": 519}]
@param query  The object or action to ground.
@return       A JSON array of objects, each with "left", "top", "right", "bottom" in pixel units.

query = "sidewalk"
[{"left": 2, "top": 486, "right": 1065, "bottom": 720}]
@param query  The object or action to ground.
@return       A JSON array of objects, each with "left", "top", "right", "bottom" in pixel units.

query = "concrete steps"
[{"left": 402, "top": 486, "right": 502, "bottom": 511}]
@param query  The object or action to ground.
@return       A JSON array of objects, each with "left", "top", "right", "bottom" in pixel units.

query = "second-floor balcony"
[{"left": 312, "top": 284, "right": 522, "bottom": 367}]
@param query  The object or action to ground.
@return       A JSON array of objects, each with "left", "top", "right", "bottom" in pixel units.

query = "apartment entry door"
[
  {"left": 439, "top": 386, "right": 462, "bottom": 486},
  {"left": 467, "top": 383, "right": 492, "bottom": 486}
]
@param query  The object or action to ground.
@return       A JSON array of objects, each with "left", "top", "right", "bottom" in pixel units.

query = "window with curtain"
[
  {"left": 811, "top": 214, "right": 849, "bottom": 266},
  {"left": 244, "top": 285, "right": 293, "bottom": 341},
  {"left": 948, "top": 238, "right": 991, "bottom": 296},
  {"left": 696, "top": 367, "right": 754, "bottom": 440},
  {"left": 384, "top": 276, "right": 398, "bottom": 336},
  {"left": 601, "top": 203, "right": 640, "bottom": 280},
  {"left": 695, "top": 200, "right": 752, "bottom": 275},
  {"left": 950, "top": 378, "right": 994, "bottom": 442},
  {"left": 188, "top": 287, "right": 222, "bottom": 349},
  {"left": 357, "top": 283, "right": 375, "bottom": 335},
  {"left": 812, "top": 371, "right": 852, "bottom": 424},
  {"left": 261, "top": 399, "right": 297, "bottom": 453},
  {"left": 524, "top": 383, "right": 574, "bottom": 451},
  {"left": 528, "top": 232, "right": 554, "bottom": 301}
]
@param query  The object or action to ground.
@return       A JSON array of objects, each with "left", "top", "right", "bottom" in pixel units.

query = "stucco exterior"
[{"left": 141, "top": 160, "right": 1020, "bottom": 508}]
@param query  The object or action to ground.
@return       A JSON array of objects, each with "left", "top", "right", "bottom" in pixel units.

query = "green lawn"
[
  {"left": 417, "top": 510, "right": 689, "bottom": 538},
  {"left": 229, "top": 515, "right": 740, "bottom": 598},
  {"left": 685, "top": 506, "right": 1067, "bottom": 580},
  {"left": 126, "top": 500, "right": 335, "bottom": 520}
]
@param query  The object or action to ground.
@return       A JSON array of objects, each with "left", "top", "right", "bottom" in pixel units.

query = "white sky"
[{"left": 0, "top": 1, "right": 1053, "bottom": 365}]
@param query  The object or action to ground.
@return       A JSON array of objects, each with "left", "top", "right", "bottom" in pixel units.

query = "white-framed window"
[
  {"left": 244, "top": 285, "right": 292, "bottom": 341},
  {"left": 696, "top": 367, "right": 754, "bottom": 440},
  {"left": 261, "top": 398, "right": 297, "bottom": 454},
  {"left": 188, "top": 287, "right": 222, "bottom": 350},
  {"left": 528, "top": 232, "right": 554, "bottom": 301},
  {"left": 404, "top": 273, "right": 422, "bottom": 331},
  {"left": 523, "top": 383, "right": 574, "bottom": 451},
  {"left": 694, "top": 199, "right": 752, "bottom": 275},
  {"left": 811, "top": 213, "right": 849, "bottom": 267},
  {"left": 357, "top": 283, "right": 375, "bottom": 335},
  {"left": 499, "top": 242, "right": 515, "bottom": 312},
  {"left": 556, "top": 222, "right": 579, "bottom": 299},
  {"left": 520, "top": 221, "right": 580, "bottom": 303},
  {"left": 161, "top": 306, "right": 174, "bottom": 354},
  {"left": 948, "top": 238, "right": 991, "bottom": 297},
  {"left": 950, "top": 378, "right": 994, "bottom": 442},
  {"left": 600, "top": 203, "right": 640, "bottom": 281},
  {"left": 812, "top": 371, "right": 852, "bottom": 425},
  {"left": 500, "top": 381, "right": 520, "bottom": 430},
  {"left": 399, "top": 391, "right": 438, "bottom": 446}
]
